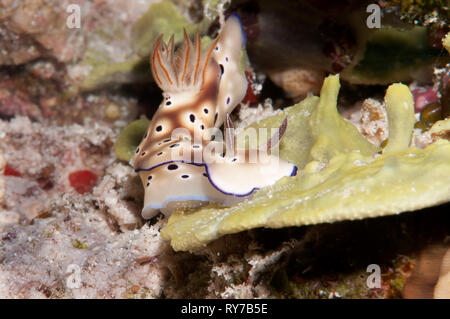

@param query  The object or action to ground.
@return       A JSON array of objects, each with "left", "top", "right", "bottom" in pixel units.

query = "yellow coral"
[
  {"left": 383, "top": 83, "right": 415, "bottom": 155},
  {"left": 443, "top": 32, "right": 450, "bottom": 54},
  {"left": 161, "top": 75, "right": 450, "bottom": 252},
  {"left": 114, "top": 116, "right": 150, "bottom": 162}
]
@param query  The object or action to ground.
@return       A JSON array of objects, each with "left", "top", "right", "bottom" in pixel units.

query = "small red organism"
[
  {"left": 69, "top": 170, "right": 98, "bottom": 194},
  {"left": 4, "top": 164, "right": 21, "bottom": 177},
  {"left": 412, "top": 87, "right": 438, "bottom": 113},
  {"left": 241, "top": 70, "right": 259, "bottom": 105}
]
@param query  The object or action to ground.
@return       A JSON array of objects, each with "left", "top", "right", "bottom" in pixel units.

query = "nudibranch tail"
[
  {"left": 135, "top": 15, "right": 297, "bottom": 219},
  {"left": 212, "top": 15, "right": 248, "bottom": 128},
  {"left": 205, "top": 116, "right": 296, "bottom": 197}
]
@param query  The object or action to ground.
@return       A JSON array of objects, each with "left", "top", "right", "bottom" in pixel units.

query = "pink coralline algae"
[
  {"left": 412, "top": 86, "right": 439, "bottom": 113},
  {"left": 69, "top": 170, "right": 98, "bottom": 194}
]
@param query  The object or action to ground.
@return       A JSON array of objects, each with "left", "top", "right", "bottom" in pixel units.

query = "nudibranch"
[{"left": 133, "top": 16, "right": 297, "bottom": 219}]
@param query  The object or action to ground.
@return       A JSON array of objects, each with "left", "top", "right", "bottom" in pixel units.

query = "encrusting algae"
[
  {"left": 114, "top": 116, "right": 150, "bottom": 163},
  {"left": 159, "top": 75, "right": 450, "bottom": 251}
]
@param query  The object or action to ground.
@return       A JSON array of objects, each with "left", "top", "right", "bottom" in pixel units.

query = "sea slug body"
[{"left": 133, "top": 16, "right": 297, "bottom": 219}]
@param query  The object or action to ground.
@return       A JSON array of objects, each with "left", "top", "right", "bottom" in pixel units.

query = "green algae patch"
[
  {"left": 342, "top": 26, "right": 442, "bottom": 85},
  {"left": 81, "top": 59, "right": 147, "bottom": 91},
  {"left": 114, "top": 116, "right": 150, "bottom": 162},
  {"left": 237, "top": 76, "right": 379, "bottom": 168},
  {"left": 162, "top": 141, "right": 450, "bottom": 251},
  {"left": 81, "top": 1, "right": 211, "bottom": 90},
  {"left": 72, "top": 239, "right": 88, "bottom": 250},
  {"left": 267, "top": 141, "right": 450, "bottom": 228},
  {"left": 132, "top": 1, "right": 210, "bottom": 58},
  {"left": 160, "top": 75, "right": 450, "bottom": 251},
  {"left": 309, "top": 75, "right": 379, "bottom": 161}
]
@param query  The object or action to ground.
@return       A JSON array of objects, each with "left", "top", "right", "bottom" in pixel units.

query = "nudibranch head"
[
  {"left": 151, "top": 30, "right": 219, "bottom": 94},
  {"left": 134, "top": 15, "right": 297, "bottom": 219}
]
